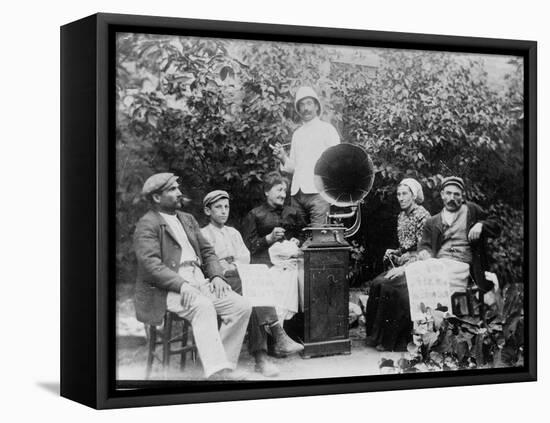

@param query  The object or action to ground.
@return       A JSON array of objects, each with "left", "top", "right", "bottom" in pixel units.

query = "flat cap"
[
  {"left": 441, "top": 176, "right": 465, "bottom": 192},
  {"left": 203, "top": 190, "right": 230, "bottom": 207},
  {"left": 141, "top": 173, "right": 178, "bottom": 196}
]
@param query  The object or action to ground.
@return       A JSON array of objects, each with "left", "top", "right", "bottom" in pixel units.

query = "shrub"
[{"left": 115, "top": 35, "right": 524, "bottom": 292}]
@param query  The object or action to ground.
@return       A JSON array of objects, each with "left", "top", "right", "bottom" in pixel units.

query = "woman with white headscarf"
[
  {"left": 365, "top": 178, "right": 430, "bottom": 351},
  {"left": 387, "top": 178, "right": 430, "bottom": 265}
]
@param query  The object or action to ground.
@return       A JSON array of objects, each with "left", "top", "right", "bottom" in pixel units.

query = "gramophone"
[
  {"left": 299, "top": 143, "right": 374, "bottom": 358},
  {"left": 305, "top": 143, "right": 375, "bottom": 246}
]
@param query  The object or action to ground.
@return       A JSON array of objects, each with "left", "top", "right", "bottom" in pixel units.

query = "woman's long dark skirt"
[{"left": 365, "top": 272, "right": 412, "bottom": 351}]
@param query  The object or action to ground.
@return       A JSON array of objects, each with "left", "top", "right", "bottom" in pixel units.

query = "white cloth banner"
[{"left": 405, "top": 258, "right": 452, "bottom": 321}]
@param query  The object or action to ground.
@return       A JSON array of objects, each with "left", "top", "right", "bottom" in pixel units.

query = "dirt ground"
[{"left": 116, "top": 298, "right": 402, "bottom": 381}]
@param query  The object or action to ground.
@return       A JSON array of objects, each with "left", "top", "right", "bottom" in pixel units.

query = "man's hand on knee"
[
  {"left": 180, "top": 284, "right": 201, "bottom": 310},
  {"left": 209, "top": 276, "right": 232, "bottom": 299}
]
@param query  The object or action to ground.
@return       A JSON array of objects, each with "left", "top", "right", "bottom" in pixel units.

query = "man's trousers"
[
  {"left": 166, "top": 285, "right": 251, "bottom": 378},
  {"left": 291, "top": 190, "right": 331, "bottom": 225}
]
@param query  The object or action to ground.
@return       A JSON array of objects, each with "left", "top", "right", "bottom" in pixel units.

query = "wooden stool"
[
  {"left": 451, "top": 287, "right": 484, "bottom": 317},
  {"left": 451, "top": 277, "right": 486, "bottom": 319},
  {"left": 145, "top": 311, "right": 197, "bottom": 379}
]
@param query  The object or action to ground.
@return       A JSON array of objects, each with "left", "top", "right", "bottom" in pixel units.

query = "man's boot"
[{"left": 270, "top": 322, "right": 304, "bottom": 356}]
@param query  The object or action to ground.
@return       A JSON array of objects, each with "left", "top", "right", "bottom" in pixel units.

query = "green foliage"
[
  {"left": 348, "top": 240, "right": 367, "bottom": 285},
  {"left": 488, "top": 203, "right": 524, "bottom": 286},
  {"left": 115, "top": 34, "right": 525, "bottom": 298},
  {"left": 335, "top": 50, "right": 524, "bottom": 282},
  {"left": 380, "top": 283, "right": 524, "bottom": 373}
]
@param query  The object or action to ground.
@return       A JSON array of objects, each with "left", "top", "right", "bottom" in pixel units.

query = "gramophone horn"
[{"left": 314, "top": 143, "right": 374, "bottom": 207}]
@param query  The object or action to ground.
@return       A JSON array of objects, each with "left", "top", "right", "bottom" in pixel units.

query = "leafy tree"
[
  {"left": 115, "top": 34, "right": 524, "bottom": 294},
  {"left": 330, "top": 49, "right": 524, "bottom": 282}
]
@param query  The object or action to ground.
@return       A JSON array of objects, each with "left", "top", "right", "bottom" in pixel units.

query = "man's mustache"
[{"left": 176, "top": 196, "right": 192, "bottom": 206}]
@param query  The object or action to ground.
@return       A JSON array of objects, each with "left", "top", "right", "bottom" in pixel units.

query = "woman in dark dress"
[
  {"left": 242, "top": 171, "right": 306, "bottom": 265},
  {"left": 241, "top": 171, "right": 307, "bottom": 352},
  {"left": 365, "top": 178, "right": 431, "bottom": 351}
]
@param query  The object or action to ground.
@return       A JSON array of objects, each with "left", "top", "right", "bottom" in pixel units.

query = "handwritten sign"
[{"left": 405, "top": 259, "right": 451, "bottom": 321}]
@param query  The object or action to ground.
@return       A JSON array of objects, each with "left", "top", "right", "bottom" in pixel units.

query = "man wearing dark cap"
[
  {"left": 133, "top": 173, "right": 252, "bottom": 380},
  {"left": 201, "top": 190, "right": 304, "bottom": 377},
  {"left": 414, "top": 176, "right": 501, "bottom": 293}
]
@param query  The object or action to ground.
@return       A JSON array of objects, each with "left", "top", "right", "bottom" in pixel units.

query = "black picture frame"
[{"left": 60, "top": 12, "right": 537, "bottom": 409}]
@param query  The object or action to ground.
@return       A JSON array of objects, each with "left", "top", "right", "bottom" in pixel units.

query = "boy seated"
[{"left": 201, "top": 190, "right": 304, "bottom": 377}]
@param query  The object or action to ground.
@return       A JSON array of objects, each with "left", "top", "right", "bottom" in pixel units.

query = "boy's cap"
[{"left": 203, "top": 190, "right": 230, "bottom": 207}]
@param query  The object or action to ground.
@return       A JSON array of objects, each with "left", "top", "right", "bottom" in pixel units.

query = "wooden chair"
[
  {"left": 450, "top": 277, "right": 487, "bottom": 319},
  {"left": 451, "top": 287, "right": 483, "bottom": 318},
  {"left": 145, "top": 311, "right": 197, "bottom": 379}
]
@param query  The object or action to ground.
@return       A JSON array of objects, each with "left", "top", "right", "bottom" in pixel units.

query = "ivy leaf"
[{"left": 220, "top": 65, "right": 234, "bottom": 81}]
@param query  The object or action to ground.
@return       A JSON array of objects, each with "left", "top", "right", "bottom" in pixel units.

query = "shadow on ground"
[{"left": 36, "top": 382, "right": 60, "bottom": 396}]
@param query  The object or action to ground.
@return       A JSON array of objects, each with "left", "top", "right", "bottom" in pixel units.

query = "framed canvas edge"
[
  {"left": 526, "top": 42, "right": 537, "bottom": 383},
  {"left": 98, "top": 371, "right": 536, "bottom": 409},
  {"left": 63, "top": 12, "right": 538, "bottom": 409},
  {"left": 94, "top": 12, "right": 537, "bottom": 50},
  {"left": 60, "top": 13, "right": 100, "bottom": 409}
]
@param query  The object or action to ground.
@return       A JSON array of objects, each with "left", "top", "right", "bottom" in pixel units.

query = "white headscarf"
[{"left": 399, "top": 178, "right": 424, "bottom": 204}]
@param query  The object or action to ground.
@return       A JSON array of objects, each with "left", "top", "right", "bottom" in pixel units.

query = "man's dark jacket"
[
  {"left": 133, "top": 210, "right": 224, "bottom": 325},
  {"left": 417, "top": 201, "right": 500, "bottom": 292}
]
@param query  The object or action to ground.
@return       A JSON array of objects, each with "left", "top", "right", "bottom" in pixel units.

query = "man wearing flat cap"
[
  {"left": 414, "top": 176, "right": 501, "bottom": 293},
  {"left": 133, "top": 173, "right": 252, "bottom": 380},
  {"left": 201, "top": 190, "right": 304, "bottom": 377}
]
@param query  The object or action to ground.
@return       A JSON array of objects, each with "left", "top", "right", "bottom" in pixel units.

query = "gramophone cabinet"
[{"left": 300, "top": 243, "right": 352, "bottom": 358}]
